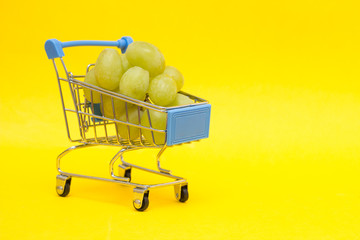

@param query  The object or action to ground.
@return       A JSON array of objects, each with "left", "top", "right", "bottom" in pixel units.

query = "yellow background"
[{"left": 1, "top": 0, "right": 360, "bottom": 239}]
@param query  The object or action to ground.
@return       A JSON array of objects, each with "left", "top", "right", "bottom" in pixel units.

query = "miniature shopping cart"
[{"left": 44, "top": 37, "right": 211, "bottom": 211}]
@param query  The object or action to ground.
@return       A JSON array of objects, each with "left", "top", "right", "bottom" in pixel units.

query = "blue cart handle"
[{"left": 45, "top": 37, "right": 133, "bottom": 59}]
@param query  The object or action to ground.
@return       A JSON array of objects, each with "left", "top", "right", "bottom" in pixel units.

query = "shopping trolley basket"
[{"left": 45, "top": 37, "right": 211, "bottom": 211}]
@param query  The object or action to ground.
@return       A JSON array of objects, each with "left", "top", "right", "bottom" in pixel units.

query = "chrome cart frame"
[{"left": 45, "top": 37, "right": 211, "bottom": 211}]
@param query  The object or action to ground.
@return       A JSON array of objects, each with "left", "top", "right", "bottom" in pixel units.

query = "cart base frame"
[{"left": 55, "top": 144, "right": 189, "bottom": 211}]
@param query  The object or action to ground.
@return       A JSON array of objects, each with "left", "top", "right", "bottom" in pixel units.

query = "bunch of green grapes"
[{"left": 82, "top": 41, "right": 194, "bottom": 143}]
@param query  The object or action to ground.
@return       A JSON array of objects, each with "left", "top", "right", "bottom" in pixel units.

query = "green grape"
[
  {"left": 83, "top": 68, "right": 102, "bottom": 103},
  {"left": 163, "top": 66, "right": 184, "bottom": 91},
  {"left": 116, "top": 105, "right": 143, "bottom": 140},
  {"left": 125, "top": 41, "right": 165, "bottom": 77},
  {"left": 120, "top": 54, "right": 132, "bottom": 73},
  {"left": 101, "top": 93, "right": 127, "bottom": 119},
  {"left": 141, "top": 109, "right": 167, "bottom": 145},
  {"left": 168, "top": 93, "right": 193, "bottom": 106},
  {"left": 148, "top": 74, "right": 177, "bottom": 106},
  {"left": 95, "top": 48, "right": 123, "bottom": 90},
  {"left": 119, "top": 66, "right": 149, "bottom": 100}
]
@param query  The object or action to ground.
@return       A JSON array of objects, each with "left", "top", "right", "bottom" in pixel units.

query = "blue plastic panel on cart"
[{"left": 166, "top": 104, "right": 211, "bottom": 146}]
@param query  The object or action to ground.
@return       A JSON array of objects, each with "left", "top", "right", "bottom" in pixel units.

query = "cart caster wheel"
[
  {"left": 124, "top": 168, "right": 132, "bottom": 182},
  {"left": 133, "top": 189, "right": 149, "bottom": 211},
  {"left": 175, "top": 184, "right": 189, "bottom": 203},
  {"left": 56, "top": 175, "right": 71, "bottom": 197}
]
